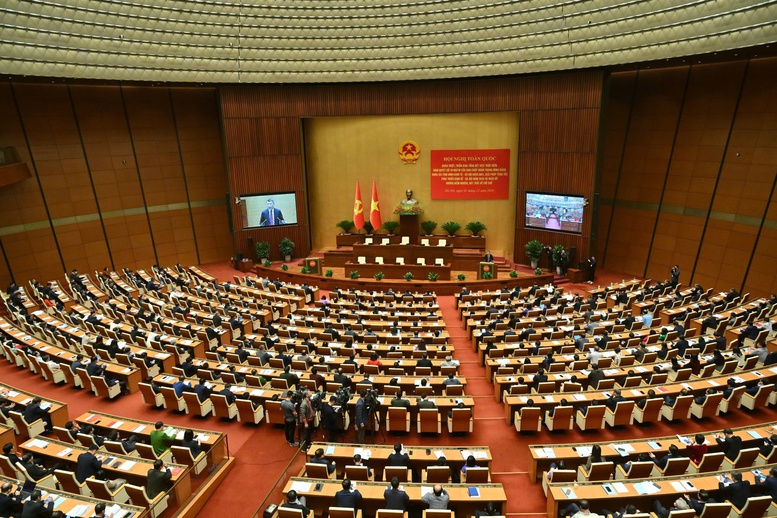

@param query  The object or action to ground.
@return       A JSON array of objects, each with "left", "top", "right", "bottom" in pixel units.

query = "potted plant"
[
  {"left": 336, "top": 220, "right": 354, "bottom": 234},
  {"left": 534, "top": 267, "right": 543, "bottom": 275},
  {"left": 381, "top": 221, "right": 399, "bottom": 235},
  {"left": 552, "top": 245, "right": 565, "bottom": 275},
  {"left": 525, "top": 240, "right": 543, "bottom": 269},
  {"left": 420, "top": 220, "right": 438, "bottom": 236},
  {"left": 457, "top": 273, "right": 466, "bottom": 281},
  {"left": 482, "top": 271, "right": 493, "bottom": 280},
  {"left": 279, "top": 237, "right": 295, "bottom": 262},
  {"left": 374, "top": 272, "right": 384, "bottom": 280},
  {"left": 363, "top": 222, "right": 374, "bottom": 235},
  {"left": 441, "top": 221, "right": 461, "bottom": 237},
  {"left": 349, "top": 270, "right": 360, "bottom": 279},
  {"left": 325, "top": 269, "right": 333, "bottom": 277},
  {"left": 263, "top": 259, "right": 272, "bottom": 268},
  {"left": 427, "top": 272, "right": 438, "bottom": 282},
  {"left": 281, "top": 264, "right": 289, "bottom": 271},
  {"left": 509, "top": 269, "right": 518, "bottom": 278},
  {"left": 465, "top": 221, "right": 487, "bottom": 237},
  {"left": 301, "top": 266, "right": 311, "bottom": 274},
  {"left": 404, "top": 272, "right": 414, "bottom": 281},
  {"left": 255, "top": 241, "right": 271, "bottom": 263}
]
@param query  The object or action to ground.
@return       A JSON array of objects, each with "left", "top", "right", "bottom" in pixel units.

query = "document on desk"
[
  {"left": 635, "top": 482, "right": 661, "bottom": 495},
  {"left": 28, "top": 439, "right": 49, "bottom": 449},
  {"left": 57, "top": 448, "right": 73, "bottom": 457},
  {"left": 68, "top": 504, "right": 89, "bottom": 517},
  {"left": 611, "top": 444, "right": 633, "bottom": 456},
  {"left": 561, "top": 488, "right": 577, "bottom": 499},
  {"left": 290, "top": 481, "right": 312, "bottom": 493},
  {"left": 536, "top": 447, "right": 555, "bottom": 459},
  {"left": 325, "top": 445, "right": 336, "bottom": 455},
  {"left": 133, "top": 425, "right": 147, "bottom": 433},
  {"left": 354, "top": 448, "right": 372, "bottom": 460},
  {"left": 612, "top": 482, "right": 628, "bottom": 493},
  {"left": 421, "top": 486, "right": 433, "bottom": 497},
  {"left": 748, "top": 430, "right": 763, "bottom": 439},
  {"left": 576, "top": 446, "right": 592, "bottom": 457},
  {"left": 118, "top": 460, "right": 136, "bottom": 471},
  {"left": 573, "top": 394, "right": 587, "bottom": 401},
  {"left": 110, "top": 421, "right": 125, "bottom": 429},
  {"left": 434, "top": 450, "right": 445, "bottom": 459}
]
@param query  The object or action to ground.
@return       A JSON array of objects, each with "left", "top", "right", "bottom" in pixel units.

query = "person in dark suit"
[
  {"left": 390, "top": 390, "right": 410, "bottom": 408},
  {"left": 0, "top": 481, "right": 22, "bottom": 518},
  {"left": 533, "top": 368, "right": 549, "bottom": 392},
  {"left": 384, "top": 477, "right": 409, "bottom": 511},
  {"left": 755, "top": 467, "right": 777, "bottom": 502},
  {"left": 483, "top": 251, "right": 494, "bottom": 263},
  {"left": 335, "top": 479, "right": 362, "bottom": 509},
  {"left": 388, "top": 443, "right": 410, "bottom": 467},
  {"left": 716, "top": 428, "right": 743, "bottom": 462},
  {"left": 605, "top": 389, "right": 627, "bottom": 411},
  {"left": 670, "top": 265, "right": 680, "bottom": 287},
  {"left": 718, "top": 471, "right": 751, "bottom": 510},
  {"left": 218, "top": 384, "right": 236, "bottom": 405},
  {"left": 193, "top": 378, "right": 213, "bottom": 403},
  {"left": 587, "top": 364, "right": 605, "bottom": 390},
  {"left": 587, "top": 257, "right": 596, "bottom": 283},
  {"left": 22, "top": 398, "right": 52, "bottom": 432},
  {"left": 259, "top": 199, "right": 286, "bottom": 227},
  {"left": 75, "top": 445, "right": 102, "bottom": 483},
  {"left": 146, "top": 460, "right": 173, "bottom": 499},
  {"left": 320, "top": 396, "right": 339, "bottom": 442},
  {"left": 648, "top": 444, "right": 682, "bottom": 471},
  {"left": 19, "top": 454, "right": 57, "bottom": 482},
  {"left": 21, "top": 490, "right": 53, "bottom": 518},
  {"left": 281, "top": 490, "right": 310, "bottom": 518},
  {"left": 682, "top": 490, "right": 715, "bottom": 514}
]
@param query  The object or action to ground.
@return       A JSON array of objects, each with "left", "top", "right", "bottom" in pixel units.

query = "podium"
[
  {"left": 305, "top": 257, "right": 321, "bottom": 274},
  {"left": 478, "top": 262, "right": 495, "bottom": 280},
  {"left": 399, "top": 214, "right": 419, "bottom": 245}
]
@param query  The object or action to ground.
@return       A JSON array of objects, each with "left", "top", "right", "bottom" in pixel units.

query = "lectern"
[
  {"left": 478, "top": 262, "right": 495, "bottom": 280},
  {"left": 399, "top": 214, "right": 419, "bottom": 245}
]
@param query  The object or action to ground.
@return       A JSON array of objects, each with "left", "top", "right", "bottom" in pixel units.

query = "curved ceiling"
[{"left": 1, "top": 0, "right": 776, "bottom": 83}]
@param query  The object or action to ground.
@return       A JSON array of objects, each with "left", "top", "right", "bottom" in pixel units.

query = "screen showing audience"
[
  {"left": 525, "top": 192, "right": 584, "bottom": 234},
  {"left": 241, "top": 192, "right": 298, "bottom": 229}
]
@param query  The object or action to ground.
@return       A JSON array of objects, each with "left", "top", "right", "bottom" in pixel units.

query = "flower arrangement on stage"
[{"left": 393, "top": 204, "right": 424, "bottom": 216}]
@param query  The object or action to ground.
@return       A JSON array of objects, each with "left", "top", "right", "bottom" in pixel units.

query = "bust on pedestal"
[{"left": 395, "top": 189, "right": 422, "bottom": 245}]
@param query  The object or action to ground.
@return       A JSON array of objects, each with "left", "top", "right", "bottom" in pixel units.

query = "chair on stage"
[
  {"left": 376, "top": 257, "right": 384, "bottom": 265},
  {"left": 396, "top": 258, "right": 405, "bottom": 265},
  {"left": 417, "top": 258, "right": 426, "bottom": 266}
]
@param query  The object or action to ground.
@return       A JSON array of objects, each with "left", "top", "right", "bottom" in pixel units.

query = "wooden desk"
[
  {"left": 307, "top": 442, "right": 491, "bottom": 481},
  {"left": 75, "top": 410, "right": 227, "bottom": 467},
  {"left": 0, "top": 382, "right": 69, "bottom": 428},
  {"left": 347, "top": 394, "right": 475, "bottom": 424},
  {"left": 282, "top": 477, "right": 506, "bottom": 517},
  {"left": 529, "top": 421, "right": 777, "bottom": 482},
  {"left": 353, "top": 244, "right": 454, "bottom": 264},
  {"left": 345, "top": 262, "right": 452, "bottom": 281},
  {"left": 0, "top": 474, "right": 145, "bottom": 518},
  {"left": 20, "top": 437, "right": 192, "bottom": 506},
  {"left": 0, "top": 424, "right": 16, "bottom": 451}
]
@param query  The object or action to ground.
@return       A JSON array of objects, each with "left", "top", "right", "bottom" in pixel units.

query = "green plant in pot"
[
  {"left": 534, "top": 267, "right": 543, "bottom": 275},
  {"left": 255, "top": 241, "right": 271, "bottom": 262},
  {"left": 482, "top": 271, "right": 493, "bottom": 280},
  {"left": 509, "top": 270, "right": 518, "bottom": 278},
  {"left": 525, "top": 240, "right": 543, "bottom": 269},
  {"left": 263, "top": 259, "right": 272, "bottom": 267},
  {"left": 324, "top": 269, "right": 333, "bottom": 277},
  {"left": 420, "top": 220, "right": 437, "bottom": 236},
  {"left": 441, "top": 221, "right": 461, "bottom": 237},
  {"left": 381, "top": 220, "right": 399, "bottom": 235},
  {"left": 279, "top": 237, "right": 295, "bottom": 262},
  {"left": 336, "top": 220, "right": 354, "bottom": 234},
  {"left": 349, "top": 270, "right": 360, "bottom": 279},
  {"left": 457, "top": 273, "right": 465, "bottom": 281},
  {"left": 427, "top": 272, "right": 438, "bottom": 281},
  {"left": 363, "top": 222, "right": 374, "bottom": 234},
  {"left": 281, "top": 264, "right": 289, "bottom": 271},
  {"left": 404, "top": 272, "right": 414, "bottom": 281},
  {"left": 301, "top": 266, "right": 311, "bottom": 274},
  {"left": 374, "top": 272, "right": 384, "bottom": 280},
  {"left": 552, "top": 245, "right": 565, "bottom": 275},
  {"left": 465, "top": 221, "right": 486, "bottom": 237}
]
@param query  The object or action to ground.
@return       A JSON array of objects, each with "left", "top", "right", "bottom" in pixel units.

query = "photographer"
[{"left": 355, "top": 389, "right": 368, "bottom": 443}]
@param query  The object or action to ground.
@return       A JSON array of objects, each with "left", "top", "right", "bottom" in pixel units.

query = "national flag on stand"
[
  {"left": 353, "top": 180, "right": 365, "bottom": 230},
  {"left": 370, "top": 179, "right": 382, "bottom": 229}
]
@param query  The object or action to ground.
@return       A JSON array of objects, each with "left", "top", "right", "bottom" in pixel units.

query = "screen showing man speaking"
[{"left": 241, "top": 192, "right": 298, "bottom": 229}]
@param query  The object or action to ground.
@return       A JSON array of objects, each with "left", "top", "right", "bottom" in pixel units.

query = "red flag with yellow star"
[
  {"left": 353, "top": 180, "right": 365, "bottom": 230},
  {"left": 370, "top": 179, "right": 382, "bottom": 229}
]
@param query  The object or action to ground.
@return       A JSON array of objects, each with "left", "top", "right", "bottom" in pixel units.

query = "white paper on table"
[
  {"left": 612, "top": 482, "right": 628, "bottom": 493},
  {"left": 110, "top": 421, "right": 125, "bottom": 429},
  {"left": 670, "top": 481, "right": 685, "bottom": 492},
  {"left": 473, "top": 451, "right": 488, "bottom": 459},
  {"left": 421, "top": 486, "right": 433, "bottom": 497},
  {"left": 561, "top": 487, "right": 577, "bottom": 499},
  {"left": 434, "top": 450, "right": 445, "bottom": 459},
  {"left": 250, "top": 390, "right": 265, "bottom": 396},
  {"left": 573, "top": 394, "right": 587, "bottom": 401},
  {"left": 57, "top": 447, "right": 73, "bottom": 457},
  {"left": 28, "top": 439, "right": 49, "bottom": 448},
  {"left": 290, "top": 481, "right": 312, "bottom": 493},
  {"left": 118, "top": 460, "right": 136, "bottom": 471},
  {"left": 133, "top": 425, "right": 146, "bottom": 433},
  {"left": 576, "top": 446, "right": 592, "bottom": 457}
]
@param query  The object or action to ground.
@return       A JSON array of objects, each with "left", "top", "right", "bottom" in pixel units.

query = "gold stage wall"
[{"left": 305, "top": 112, "right": 519, "bottom": 257}]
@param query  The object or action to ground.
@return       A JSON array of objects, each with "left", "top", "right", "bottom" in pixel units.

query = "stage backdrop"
[{"left": 305, "top": 112, "right": 519, "bottom": 257}]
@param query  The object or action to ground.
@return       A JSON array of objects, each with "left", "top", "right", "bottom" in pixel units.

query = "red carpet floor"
[{"left": 4, "top": 261, "right": 775, "bottom": 518}]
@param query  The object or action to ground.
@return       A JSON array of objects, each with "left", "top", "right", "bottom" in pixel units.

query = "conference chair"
[
  {"left": 668, "top": 368, "right": 692, "bottom": 382},
  {"left": 54, "top": 469, "right": 92, "bottom": 496},
  {"left": 171, "top": 445, "right": 208, "bottom": 475},
  {"left": 739, "top": 384, "right": 773, "bottom": 410},
  {"left": 384, "top": 466, "right": 411, "bottom": 482},
  {"left": 136, "top": 442, "right": 174, "bottom": 464},
  {"left": 86, "top": 478, "right": 130, "bottom": 504},
  {"left": 52, "top": 426, "right": 76, "bottom": 444},
  {"left": 235, "top": 398, "right": 265, "bottom": 425},
  {"left": 104, "top": 440, "right": 137, "bottom": 457},
  {"left": 211, "top": 393, "right": 239, "bottom": 421},
  {"left": 92, "top": 376, "right": 122, "bottom": 399},
  {"left": 139, "top": 382, "right": 165, "bottom": 409},
  {"left": 443, "top": 384, "right": 464, "bottom": 397},
  {"left": 8, "top": 410, "right": 46, "bottom": 439},
  {"left": 652, "top": 456, "right": 690, "bottom": 477},
  {"left": 386, "top": 407, "right": 411, "bottom": 433},
  {"left": 364, "top": 238, "right": 373, "bottom": 245},
  {"left": 160, "top": 386, "right": 188, "bottom": 413},
  {"left": 544, "top": 405, "right": 574, "bottom": 431},
  {"left": 604, "top": 400, "right": 635, "bottom": 428},
  {"left": 719, "top": 385, "right": 746, "bottom": 413},
  {"left": 542, "top": 469, "right": 575, "bottom": 495},
  {"left": 420, "top": 239, "right": 430, "bottom": 246},
  {"left": 357, "top": 256, "right": 366, "bottom": 265},
  {"left": 76, "top": 432, "right": 99, "bottom": 448},
  {"left": 594, "top": 379, "right": 615, "bottom": 391},
  {"left": 375, "top": 509, "right": 406, "bottom": 518},
  {"left": 0, "top": 456, "right": 21, "bottom": 478},
  {"left": 697, "top": 503, "right": 732, "bottom": 518},
  {"left": 345, "top": 465, "right": 374, "bottom": 481},
  {"left": 38, "top": 361, "right": 66, "bottom": 384},
  {"left": 632, "top": 398, "right": 663, "bottom": 424},
  {"left": 59, "top": 365, "right": 82, "bottom": 388},
  {"left": 448, "top": 407, "right": 473, "bottom": 434},
  {"left": 534, "top": 381, "right": 556, "bottom": 394},
  {"left": 690, "top": 392, "right": 724, "bottom": 419},
  {"left": 76, "top": 368, "right": 96, "bottom": 394},
  {"left": 614, "top": 461, "right": 654, "bottom": 480},
  {"left": 400, "top": 236, "right": 410, "bottom": 245},
  {"left": 417, "top": 408, "right": 441, "bottom": 434},
  {"left": 331, "top": 507, "right": 364, "bottom": 518},
  {"left": 660, "top": 395, "right": 693, "bottom": 421},
  {"left": 423, "top": 510, "right": 453, "bottom": 518},
  {"left": 437, "top": 239, "right": 446, "bottom": 246},
  {"left": 182, "top": 392, "right": 213, "bottom": 417},
  {"left": 422, "top": 466, "right": 451, "bottom": 483},
  {"left": 574, "top": 405, "right": 606, "bottom": 431},
  {"left": 514, "top": 406, "right": 542, "bottom": 433},
  {"left": 722, "top": 447, "right": 760, "bottom": 470},
  {"left": 664, "top": 510, "right": 696, "bottom": 518},
  {"left": 729, "top": 495, "right": 772, "bottom": 518},
  {"left": 16, "top": 462, "right": 56, "bottom": 489},
  {"left": 125, "top": 483, "right": 170, "bottom": 518},
  {"left": 687, "top": 452, "right": 725, "bottom": 473},
  {"left": 643, "top": 372, "right": 668, "bottom": 386},
  {"left": 462, "top": 467, "right": 490, "bottom": 483},
  {"left": 617, "top": 376, "right": 642, "bottom": 389},
  {"left": 576, "top": 461, "right": 614, "bottom": 482}
]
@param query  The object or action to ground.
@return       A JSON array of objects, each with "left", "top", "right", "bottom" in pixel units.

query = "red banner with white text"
[{"left": 430, "top": 149, "right": 510, "bottom": 199}]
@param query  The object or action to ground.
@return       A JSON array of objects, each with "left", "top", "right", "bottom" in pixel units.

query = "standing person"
[
  {"left": 587, "top": 257, "right": 597, "bottom": 284},
  {"left": 670, "top": 265, "right": 680, "bottom": 287},
  {"left": 281, "top": 391, "right": 298, "bottom": 447},
  {"left": 354, "top": 389, "right": 368, "bottom": 443},
  {"left": 483, "top": 250, "right": 494, "bottom": 263},
  {"left": 298, "top": 389, "right": 315, "bottom": 450},
  {"left": 320, "top": 396, "right": 339, "bottom": 443},
  {"left": 559, "top": 249, "right": 569, "bottom": 275}
]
